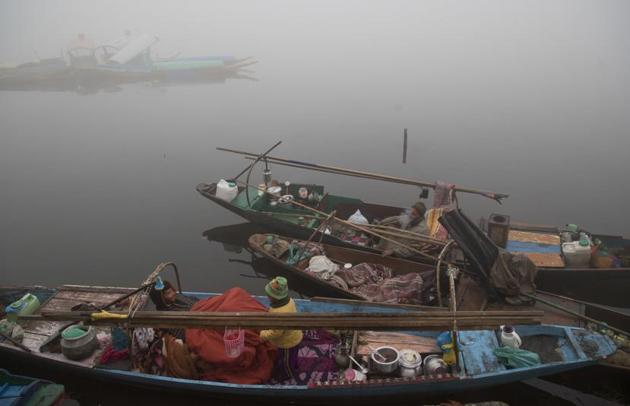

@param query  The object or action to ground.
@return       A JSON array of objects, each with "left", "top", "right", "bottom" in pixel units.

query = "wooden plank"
[
  {"left": 20, "top": 331, "right": 49, "bottom": 351},
  {"left": 459, "top": 330, "right": 505, "bottom": 376},
  {"left": 19, "top": 320, "right": 67, "bottom": 337},
  {"left": 356, "top": 331, "right": 440, "bottom": 356},
  {"left": 53, "top": 290, "right": 131, "bottom": 304},
  {"left": 508, "top": 230, "right": 560, "bottom": 245},
  {"left": 520, "top": 252, "right": 565, "bottom": 268},
  {"left": 58, "top": 285, "right": 136, "bottom": 294}
]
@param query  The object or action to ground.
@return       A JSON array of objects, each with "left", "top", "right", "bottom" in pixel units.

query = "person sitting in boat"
[
  {"left": 66, "top": 33, "right": 97, "bottom": 67},
  {"left": 377, "top": 201, "right": 428, "bottom": 257},
  {"left": 259, "top": 276, "right": 304, "bottom": 382},
  {"left": 148, "top": 277, "right": 197, "bottom": 337}
]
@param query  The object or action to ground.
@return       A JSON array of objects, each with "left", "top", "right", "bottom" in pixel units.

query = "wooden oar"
[
  {"left": 219, "top": 146, "right": 509, "bottom": 203},
  {"left": 525, "top": 293, "right": 630, "bottom": 337}
]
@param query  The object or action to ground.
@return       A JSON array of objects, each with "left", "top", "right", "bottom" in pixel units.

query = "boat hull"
[{"left": 0, "top": 342, "right": 603, "bottom": 401}]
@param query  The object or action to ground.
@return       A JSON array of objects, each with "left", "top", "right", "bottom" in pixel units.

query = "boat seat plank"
[
  {"left": 356, "top": 331, "right": 440, "bottom": 357},
  {"left": 458, "top": 330, "right": 505, "bottom": 376},
  {"left": 51, "top": 291, "right": 130, "bottom": 304},
  {"left": 58, "top": 285, "right": 136, "bottom": 294},
  {"left": 19, "top": 320, "right": 68, "bottom": 337}
]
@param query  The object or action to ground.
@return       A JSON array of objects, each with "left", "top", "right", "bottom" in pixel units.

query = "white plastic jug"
[
  {"left": 215, "top": 179, "right": 238, "bottom": 202},
  {"left": 500, "top": 325, "right": 522, "bottom": 348}
]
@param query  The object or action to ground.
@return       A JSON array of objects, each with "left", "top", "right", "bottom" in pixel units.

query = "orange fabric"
[{"left": 185, "top": 287, "right": 277, "bottom": 384}]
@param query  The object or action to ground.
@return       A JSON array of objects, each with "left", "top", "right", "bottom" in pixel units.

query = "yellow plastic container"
[
  {"left": 6, "top": 293, "right": 40, "bottom": 322},
  {"left": 441, "top": 343, "right": 457, "bottom": 365}
]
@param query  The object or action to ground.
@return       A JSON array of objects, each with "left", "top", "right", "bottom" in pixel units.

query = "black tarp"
[{"left": 439, "top": 209, "right": 537, "bottom": 305}]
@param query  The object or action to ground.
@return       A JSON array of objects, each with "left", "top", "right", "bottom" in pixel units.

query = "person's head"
[
  {"left": 149, "top": 278, "right": 177, "bottom": 309},
  {"left": 265, "top": 276, "right": 288, "bottom": 303},
  {"left": 162, "top": 283, "right": 177, "bottom": 304},
  {"left": 410, "top": 201, "right": 426, "bottom": 220}
]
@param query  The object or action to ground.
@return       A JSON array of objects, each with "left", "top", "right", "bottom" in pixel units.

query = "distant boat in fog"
[{"left": 0, "top": 33, "right": 257, "bottom": 92}]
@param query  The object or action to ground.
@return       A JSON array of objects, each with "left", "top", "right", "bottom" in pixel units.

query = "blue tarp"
[{"left": 506, "top": 241, "right": 560, "bottom": 254}]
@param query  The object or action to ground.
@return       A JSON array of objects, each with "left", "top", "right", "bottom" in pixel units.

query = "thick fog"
[{"left": 1, "top": 0, "right": 630, "bottom": 288}]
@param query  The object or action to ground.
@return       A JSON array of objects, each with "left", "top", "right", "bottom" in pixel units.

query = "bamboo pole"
[
  {"left": 524, "top": 293, "right": 630, "bottom": 337},
  {"left": 232, "top": 141, "right": 282, "bottom": 181},
  {"left": 21, "top": 310, "right": 542, "bottom": 331},
  {"left": 219, "top": 147, "right": 509, "bottom": 203}
]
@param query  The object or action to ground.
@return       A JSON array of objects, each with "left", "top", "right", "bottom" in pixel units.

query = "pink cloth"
[{"left": 433, "top": 181, "right": 456, "bottom": 208}]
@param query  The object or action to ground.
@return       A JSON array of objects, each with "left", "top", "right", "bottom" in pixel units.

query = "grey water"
[{"left": 1, "top": 1, "right": 630, "bottom": 403}]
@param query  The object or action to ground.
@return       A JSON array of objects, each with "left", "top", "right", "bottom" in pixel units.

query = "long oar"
[
  {"left": 218, "top": 146, "right": 509, "bottom": 203},
  {"left": 524, "top": 293, "right": 630, "bottom": 337}
]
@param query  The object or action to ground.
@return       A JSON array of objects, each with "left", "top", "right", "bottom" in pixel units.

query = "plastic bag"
[
  {"left": 493, "top": 346, "right": 541, "bottom": 369},
  {"left": 348, "top": 210, "right": 369, "bottom": 225},
  {"left": 307, "top": 255, "right": 339, "bottom": 274}
]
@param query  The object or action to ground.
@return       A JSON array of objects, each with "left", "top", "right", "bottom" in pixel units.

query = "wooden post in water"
[{"left": 402, "top": 128, "right": 408, "bottom": 164}]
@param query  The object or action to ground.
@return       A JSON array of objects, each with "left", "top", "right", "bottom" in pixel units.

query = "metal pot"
[
  {"left": 398, "top": 349, "right": 422, "bottom": 378},
  {"left": 423, "top": 354, "right": 448, "bottom": 376},
  {"left": 369, "top": 346, "right": 400, "bottom": 375}
]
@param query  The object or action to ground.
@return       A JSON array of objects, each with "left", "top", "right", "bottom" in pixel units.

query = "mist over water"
[{"left": 2, "top": 0, "right": 630, "bottom": 297}]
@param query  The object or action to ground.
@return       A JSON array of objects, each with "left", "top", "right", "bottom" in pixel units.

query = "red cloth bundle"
[{"left": 185, "top": 287, "right": 277, "bottom": 384}]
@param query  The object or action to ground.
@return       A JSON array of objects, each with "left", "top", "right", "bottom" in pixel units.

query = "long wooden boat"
[
  {"left": 0, "top": 56, "right": 255, "bottom": 92},
  {"left": 248, "top": 233, "right": 439, "bottom": 306},
  {"left": 0, "top": 285, "right": 617, "bottom": 402},
  {"left": 197, "top": 180, "right": 630, "bottom": 307},
  {"left": 196, "top": 182, "right": 443, "bottom": 260},
  {"left": 498, "top": 221, "right": 630, "bottom": 308},
  {"left": 202, "top": 223, "right": 630, "bottom": 332}
]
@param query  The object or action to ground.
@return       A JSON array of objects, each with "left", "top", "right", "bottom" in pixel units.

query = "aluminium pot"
[
  {"left": 398, "top": 349, "right": 422, "bottom": 378},
  {"left": 369, "top": 346, "right": 400, "bottom": 374}
]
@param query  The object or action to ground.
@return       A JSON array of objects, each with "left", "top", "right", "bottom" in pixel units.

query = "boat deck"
[{"left": 5, "top": 285, "right": 135, "bottom": 367}]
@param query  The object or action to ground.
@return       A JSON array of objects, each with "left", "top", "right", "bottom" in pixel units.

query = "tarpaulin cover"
[
  {"left": 185, "top": 287, "right": 277, "bottom": 384},
  {"left": 439, "top": 209, "right": 538, "bottom": 305}
]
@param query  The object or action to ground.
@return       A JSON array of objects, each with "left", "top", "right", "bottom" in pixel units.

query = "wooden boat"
[
  {"left": 0, "top": 55, "right": 256, "bottom": 92},
  {"left": 198, "top": 176, "right": 630, "bottom": 308},
  {"left": 0, "top": 284, "right": 617, "bottom": 402},
  {"left": 248, "top": 233, "right": 439, "bottom": 306},
  {"left": 203, "top": 223, "right": 630, "bottom": 333},
  {"left": 196, "top": 182, "right": 443, "bottom": 261},
  {"left": 496, "top": 221, "right": 630, "bottom": 308},
  {"left": 0, "top": 368, "right": 66, "bottom": 406}
]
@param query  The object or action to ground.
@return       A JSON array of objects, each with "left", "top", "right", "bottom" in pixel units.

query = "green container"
[{"left": 6, "top": 293, "right": 40, "bottom": 322}]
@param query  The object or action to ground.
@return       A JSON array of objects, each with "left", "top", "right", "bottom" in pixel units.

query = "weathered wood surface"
[{"left": 356, "top": 331, "right": 440, "bottom": 356}]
